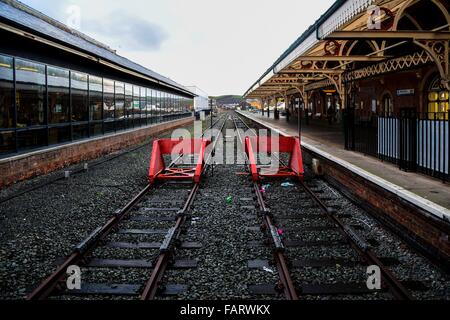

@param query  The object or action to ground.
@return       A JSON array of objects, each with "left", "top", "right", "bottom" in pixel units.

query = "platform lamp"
[{"left": 209, "top": 98, "right": 214, "bottom": 142}]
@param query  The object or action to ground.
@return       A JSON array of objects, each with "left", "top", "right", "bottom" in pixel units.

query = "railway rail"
[
  {"left": 27, "top": 114, "right": 227, "bottom": 300},
  {"left": 232, "top": 112, "right": 416, "bottom": 300},
  {"left": 17, "top": 111, "right": 444, "bottom": 300}
]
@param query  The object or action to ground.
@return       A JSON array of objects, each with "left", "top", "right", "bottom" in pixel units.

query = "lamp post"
[{"left": 209, "top": 98, "right": 213, "bottom": 134}]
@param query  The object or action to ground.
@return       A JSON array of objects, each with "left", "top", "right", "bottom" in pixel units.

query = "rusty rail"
[
  {"left": 233, "top": 113, "right": 298, "bottom": 300},
  {"left": 27, "top": 184, "right": 153, "bottom": 300},
  {"left": 299, "top": 181, "right": 413, "bottom": 300}
]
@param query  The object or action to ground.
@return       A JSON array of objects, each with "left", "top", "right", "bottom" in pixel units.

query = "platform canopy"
[{"left": 244, "top": 0, "right": 450, "bottom": 102}]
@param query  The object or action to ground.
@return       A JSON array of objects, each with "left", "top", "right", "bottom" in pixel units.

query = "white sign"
[{"left": 397, "top": 89, "right": 415, "bottom": 96}]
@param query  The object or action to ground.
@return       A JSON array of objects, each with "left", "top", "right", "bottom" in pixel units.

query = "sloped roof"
[{"left": 0, "top": 0, "right": 194, "bottom": 96}]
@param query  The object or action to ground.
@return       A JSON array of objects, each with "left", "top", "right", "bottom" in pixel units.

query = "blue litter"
[{"left": 281, "top": 182, "right": 294, "bottom": 188}]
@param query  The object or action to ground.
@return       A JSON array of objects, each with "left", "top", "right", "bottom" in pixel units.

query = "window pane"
[
  {"left": 140, "top": 87, "right": 147, "bottom": 124},
  {"left": 146, "top": 88, "right": 152, "bottom": 122},
  {"left": 164, "top": 93, "right": 168, "bottom": 117},
  {"left": 133, "top": 86, "right": 140, "bottom": 126},
  {"left": 71, "top": 72, "right": 88, "bottom": 122},
  {"left": 104, "top": 79, "right": 115, "bottom": 133},
  {"left": 157, "top": 91, "right": 162, "bottom": 122},
  {"left": 73, "top": 123, "right": 89, "bottom": 140},
  {"left": 0, "top": 55, "right": 14, "bottom": 129},
  {"left": 89, "top": 75, "right": 103, "bottom": 122},
  {"left": 162, "top": 92, "right": 167, "bottom": 119},
  {"left": 89, "top": 122, "right": 103, "bottom": 137},
  {"left": 0, "top": 130, "right": 15, "bottom": 155},
  {"left": 115, "top": 82, "right": 125, "bottom": 130},
  {"left": 16, "top": 59, "right": 46, "bottom": 127},
  {"left": 48, "top": 125, "right": 71, "bottom": 144},
  {"left": 17, "top": 128, "right": 47, "bottom": 151},
  {"left": 125, "top": 83, "right": 133, "bottom": 128},
  {"left": 48, "top": 66, "right": 70, "bottom": 124}
]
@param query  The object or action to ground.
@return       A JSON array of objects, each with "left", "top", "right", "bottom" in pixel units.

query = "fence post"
[
  {"left": 344, "top": 109, "right": 349, "bottom": 150},
  {"left": 351, "top": 108, "right": 355, "bottom": 151}
]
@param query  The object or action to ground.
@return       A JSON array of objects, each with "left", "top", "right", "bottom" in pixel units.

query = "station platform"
[{"left": 237, "top": 110, "right": 450, "bottom": 220}]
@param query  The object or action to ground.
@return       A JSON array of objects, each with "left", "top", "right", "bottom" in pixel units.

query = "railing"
[{"left": 344, "top": 109, "right": 450, "bottom": 182}]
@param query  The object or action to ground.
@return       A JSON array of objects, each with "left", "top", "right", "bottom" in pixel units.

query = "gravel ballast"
[{"left": 0, "top": 112, "right": 448, "bottom": 300}]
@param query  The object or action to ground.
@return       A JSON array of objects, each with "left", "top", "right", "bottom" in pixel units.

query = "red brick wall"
[
  {"left": 302, "top": 147, "right": 450, "bottom": 266},
  {"left": 356, "top": 65, "right": 436, "bottom": 113},
  {"left": 0, "top": 118, "right": 193, "bottom": 189}
]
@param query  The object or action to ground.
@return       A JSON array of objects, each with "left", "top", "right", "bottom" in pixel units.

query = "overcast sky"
[{"left": 20, "top": 0, "right": 334, "bottom": 96}]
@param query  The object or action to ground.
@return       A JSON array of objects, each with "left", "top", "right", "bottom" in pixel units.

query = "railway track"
[
  {"left": 27, "top": 114, "right": 227, "bottom": 300},
  {"left": 232, "top": 112, "right": 421, "bottom": 300}
]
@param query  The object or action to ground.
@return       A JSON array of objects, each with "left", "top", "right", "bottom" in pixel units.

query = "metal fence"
[{"left": 344, "top": 109, "right": 450, "bottom": 182}]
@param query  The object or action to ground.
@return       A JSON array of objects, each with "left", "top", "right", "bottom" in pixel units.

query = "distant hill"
[{"left": 212, "top": 95, "right": 243, "bottom": 106}]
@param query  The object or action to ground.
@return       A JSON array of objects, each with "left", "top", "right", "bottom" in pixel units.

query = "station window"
[
  {"left": 140, "top": 87, "right": 147, "bottom": 124},
  {"left": 163, "top": 92, "right": 167, "bottom": 117},
  {"left": 428, "top": 76, "right": 449, "bottom": 119},
  {"left": 0, "top": 55, "right": 14, "bottom": 129},
  {"left": 17, "top": 127, "right": 47, "bottom": 151},
  {"left": 153, "top": 90, "right": 159, "bottom": 123},
  {"left": 48, "top": 66, "right": 71, "bottom": 144},
  {"left": 71, "top": 72, "right": 88, "bottom": 123},
  {"left": 125, "top": 83, "right": 133, "bottom": 128},
  {"left": 0, "top": 55, "right": 15, "bottom": 155},
  {"left": 71, "top": 72, "right": 89, "bottom": 140},
  {"left": 89, "top": 75, "right": 103, "bottom": 136},
  {"left": 146, "top": 88, "right": 153, "bottom": 122},
  {"left": 133, "top": 86, "right": 140, "bottom": 126},
  {"left": 115, "top": 82, "right": 125, "bottom": 131},
  {"left": 0, "top": 129, "right": 15, "bottom": 155},
  {"left": 15, "top": 59, "right": 46, "bottom": 127},
  {"left": 104, "top": 79, "right": 115, "bottom": 133},
  {"left": 48, "top": 66, "right": 70, "bottom": 124},
  {"left": 48, "top": 125, "right": 71, "bottom": 145},
  {"left": 155, "top": 90, "right": 160, "bottom": 122}
]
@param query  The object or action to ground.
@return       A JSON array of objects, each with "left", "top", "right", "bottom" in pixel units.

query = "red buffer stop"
[
  {"left": 149, "top": 138, "right": 211, "bottom": 184},
  {"left": 245, "top": 136, "right": 304, "bottom": 182}
]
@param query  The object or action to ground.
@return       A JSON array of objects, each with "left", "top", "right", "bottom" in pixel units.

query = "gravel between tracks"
[
  {"left": 1, "top": 113, "right": 448, "bottom": 300},
  {"left": 0, "top": 121, "right": 203, "bottom": 300}
]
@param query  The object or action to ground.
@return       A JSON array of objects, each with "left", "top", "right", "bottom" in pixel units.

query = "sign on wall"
[{"left": 397, "top": 89, "right": 415, "bottom": 96}]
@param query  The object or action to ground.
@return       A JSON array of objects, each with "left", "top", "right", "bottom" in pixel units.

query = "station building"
[
  {"left": 0, "top": 0, "right": 196, "bottom": 187},
  {"left": 186, "top": 86, "right": 209, "bottom": 112},
  {"left": 244, "top": 0, "right": 450, "bottom": 182}
]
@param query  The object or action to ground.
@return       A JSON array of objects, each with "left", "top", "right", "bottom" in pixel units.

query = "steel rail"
[
  {"left": 140, "top": 182, "right": 199, "bottom": 300},
  {"left": 27, "top": 183, "right": 153, "bottom": 300},
  {"left": 232, "top": 113, "right": 298, "bottom": 300},
  {"left": 234, "top": 111, "right": 413, "bottom": 300},
  {"left": 27, "top": 114, "right": 227, "bottom": 300},
  {"left": 299, "top": 181, "right": 413, "bottom": 300},
  {"left": 141, "top": 113, "right": 228, "bottom": 300},
  {"left": 140, "top": 114, "right": 228, "bottom": 300}
]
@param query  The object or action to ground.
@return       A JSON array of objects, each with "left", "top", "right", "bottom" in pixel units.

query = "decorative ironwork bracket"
[{"left": 413, "top": 40, "right": 450, "bottom": 90}]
